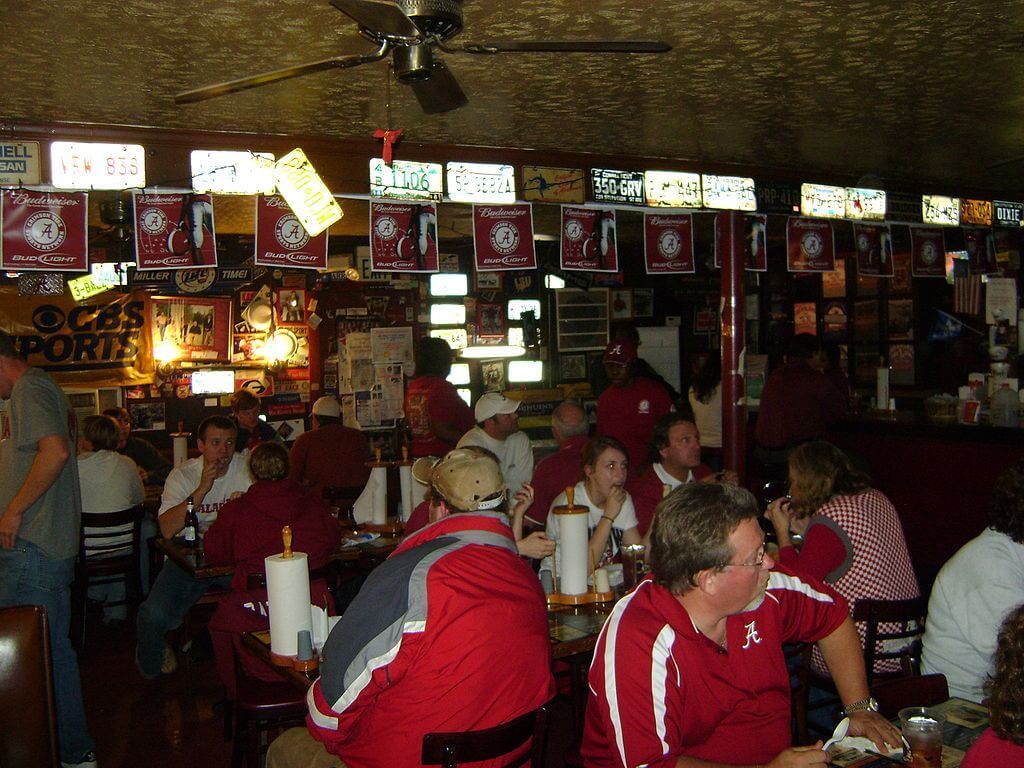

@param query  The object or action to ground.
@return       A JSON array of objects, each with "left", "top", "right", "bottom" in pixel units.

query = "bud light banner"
[
  {"left": 560, "top": 206, "right": 618, "bottom": 272},
  {"left": 133, "top": 192, "right": 217, "bottom": 271},
  {"left": 910, "top": 226, "right": 945, "bottom": 278},
  {"left": 1, "top": 189, "right": 88, "bottom": 272},
  {"left": 786, "top": 217, "right": 835, "bottom": 272},
  {"left": 472, "top": 204, "right": 536, "bottom": 272},
  {"left": 713, "top": 213, "right": 767, "bottom": 272},
  {"left": 643, "top": 213, "right": 694, "bottom": 274},
  {"left": 0, "top": 286, "right": 152, "bottom": 385},
  {"left": 853, "top": 223, "right": 894, "bottom": 277},
  {"left": 254, "top": 195, "right": 328, "bottom": 270},
  {"left": 369, "top": 199, "right": 439, "bottom": 273}
]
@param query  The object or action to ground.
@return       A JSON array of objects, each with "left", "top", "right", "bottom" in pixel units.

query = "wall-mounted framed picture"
[
  {"left": 151, "top": 295, "right": 231, "bottom": 363},
  {"left": 560, "top": 353, "right": 587, "bottom": 381},
  {"left": 477, "top": 302, "right": 506, "bottom": 338},
  {"left": 277, "top": 288, "right": 306, "bottom": 325},
  {"left": 610, "top": 289, "right": 632, "bottom": 320},
  {"left": 481, "top": 360, "right": 505, "bottom": 391},
  {"left": 475, "top": 271, "right": 503, "bottom": 291},
  {"left": 632, "top": 288, "right": 654, "bottom": 318}
]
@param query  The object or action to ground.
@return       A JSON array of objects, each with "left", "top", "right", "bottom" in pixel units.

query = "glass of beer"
[
  {"left": 898, "top": 707, "right": 944, "bottom": 768},
  {"left": 620, "top": 544, "right": 646, "bottom": 589}
]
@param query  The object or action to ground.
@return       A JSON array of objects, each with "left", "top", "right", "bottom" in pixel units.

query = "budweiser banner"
[
  {"left": 964, "top": 227, "right": 998, "bottom": 275},
  {"left": 644, "top": 213, "right": 694, "bottom": 274},
  {"left": 472, "top": 204, "right": 536, "bottom": 272},
  {"left": 369, "top": 199, "right": 439, "bottom": 273},
  {"left": 0, "top": 286, "right": 153, "bottom": 385},
  {"left": 910, "top": 226, "right": 945, "bottom": 278},
  {"left": 714, "top": 213, "right": 767, "bottom": 271},
  {"left": 133, "top": 192, "right": 217, "bottom": 270},
  {"left": 1, "top": 189, "right": 88, "bottom": 272},
  {"left": 786, "top": 217, "right": 835, "bottom": 272},
  {"left": 254, "top": 195, "right": 328, "bottom": 270},
  {"left": 853, "top": 223, "right": 894, "bottom": 277},
  {"left": 560, "top": 206, "right": 618, "bottom": 272}
]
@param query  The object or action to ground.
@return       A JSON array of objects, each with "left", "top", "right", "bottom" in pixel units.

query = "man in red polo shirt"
[
  {"left": 582, "top": 482, "right": 901, "bottom": 768},
  {"left": 528, "top": 400, "right": 590, "bottom": 528}
]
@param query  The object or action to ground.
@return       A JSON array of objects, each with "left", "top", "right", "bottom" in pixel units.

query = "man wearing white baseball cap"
[
  {"left": 288, "top": 396, "right": 370, "bottom": 496},
  {"left": 457, "top": 392, "right": 534, "bottom": 498}
]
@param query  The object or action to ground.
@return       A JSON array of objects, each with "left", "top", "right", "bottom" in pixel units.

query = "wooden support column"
[{"left": 720, "top": 212, "right": 746, "bottom": 482}]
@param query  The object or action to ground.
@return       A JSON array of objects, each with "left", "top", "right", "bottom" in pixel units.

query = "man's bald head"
[{"left": 551, "top": 401, "right": 588, "bottom": 443}]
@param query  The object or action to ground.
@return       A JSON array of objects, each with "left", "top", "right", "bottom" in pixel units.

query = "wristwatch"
[{"left": 843, "top": 697, "right": 879, "bottom": 715}]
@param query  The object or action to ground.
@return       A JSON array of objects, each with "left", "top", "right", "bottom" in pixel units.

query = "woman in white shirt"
[
  {"left": 688, "top": 353, "right": 722, "bottom": 468},
  {"left": 543, "top": 436, "right": 642, "bottom": 584}
]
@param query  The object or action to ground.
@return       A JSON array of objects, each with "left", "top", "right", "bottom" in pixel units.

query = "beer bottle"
[{"left": 183, "top": 496, "right": 197, "bottom": 544}]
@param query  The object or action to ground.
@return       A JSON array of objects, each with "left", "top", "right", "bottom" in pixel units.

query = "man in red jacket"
[
  {"left": 529, "top": 400, "right": 590, "bottom": 527},
  {"left": 267, "top": 447, "right": 555, "bottom": 768}
]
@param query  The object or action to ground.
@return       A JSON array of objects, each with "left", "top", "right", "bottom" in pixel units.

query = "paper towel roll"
[
  {"left": 265, "top": 551, "right": 312, "bottom": 656},
  {"left": 555, "top": 508, "right": 590, "bottom": 596},
  {"left": 399, "top": 464, "right": 413, "bottom": 522},
  {"left": 876, "top": 367, "right": 889, "bottom": 412},
  {"left": 370, "top": 466, "right": 387, "bottom": 524},
  {"left": 172, "top": 434, "right": 189, "bottom": 467}
]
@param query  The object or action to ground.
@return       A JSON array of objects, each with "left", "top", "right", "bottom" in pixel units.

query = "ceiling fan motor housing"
[{"left": 397, "top": 0, "right": 463, "bottom": 40}]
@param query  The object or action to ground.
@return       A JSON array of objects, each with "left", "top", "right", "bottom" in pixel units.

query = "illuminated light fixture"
[
  {"left": 266, "top": 328, "right": 299, "bottom": 363},
  {"left": 544, "top": 275, "right": 566, "bottom": 289},
  {"left": 459, "top": 344, "right": 526, "bottom": 359},
  {"left": 343, "top": 267, "right": 361, "bottom": 281},
  {"left": 430, "top": 273, "right": 469, "bottom": 296},
  {"left": 50, "top": 142, "right": 146, "bottom": 190},
  {"left": 922, "top": 195, "right": 960, "bottom": 226},
  {"left": 190, "top": 150, "right": 276, "bottom": 195},
  {"left": 644, "top": 170, "right": 702, "bottom": 208},
  {"left": 430, "top": 303, "right": 467, "bottom": 325},
  {"left": 701, "top": 175, "right": 756, "bottom": 211},
  {"left": 508, "top": 360, "right": 543, "bottom": 383},
  {"left": 154, "top": 339, "right": 180, "bottom": 376},
  {"left": 507, "top": 299, "right": 541, "bottom": 321},
  {"left": 273, "top": 148, "right": 342, "bottom": 236},
  {"left": 445, "top": 162, "right": 516, "bottom": 203},
  {"left": 800, "top": 183, "right": 846, "bottom": 219},
  {"left": 507, "top": 328, "right": 524, "bottom": 347},
  {"left": 447, "top": 363, "right": 471, "bottom": 385},
  {"left": 456, "top": 388, "right": 472, "bottom": 407}
]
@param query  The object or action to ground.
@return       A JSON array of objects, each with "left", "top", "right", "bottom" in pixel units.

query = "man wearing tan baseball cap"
[
  {"left": 457, "top": 392, "right": 534, "bottom": 499},
  {"left": 267, "top": 447, "right": 554, "bottom": 768}
]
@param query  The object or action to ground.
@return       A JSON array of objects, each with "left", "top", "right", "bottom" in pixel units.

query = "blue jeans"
[
  {"left": 0, "top": 539, "right": 95, "bottom": 763},
  {"left": 135, "top": 559, "right": 230, "bottom": 677}
]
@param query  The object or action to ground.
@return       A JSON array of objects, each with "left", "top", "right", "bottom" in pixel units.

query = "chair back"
[
  {"left": 82, "top": 505, "right": 144, "bottom": 562},
  {"left": 322, "top": 485, "right": 364, "bottom": 523},
  {"left": 422, "top": 705, "right": 549, "bottom": 768},
  {"left": 0, "top": 606, "right": 59, "bottom": 768},
  {"left": 853, "top": 596, "right": 928, "bottom": 684},
  {"left": 871, "top": 673, "right": 949, "bottom": 720}
]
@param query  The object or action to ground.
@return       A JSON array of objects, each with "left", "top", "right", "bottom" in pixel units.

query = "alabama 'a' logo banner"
[
  {"left": 369, "top": 199, "right": 439, "bottom": 273},
  {"left": 473, "top": 204, "right": 536, "bottom": 272},
  {"left": 644, "top": 213, "right": 694, "bottom": 274},
  {"left": 560, "top": 206, "right": 617, "bottom": 272},
  {"left": 1, "top": 189, "right": 88, "bottom": 272},
  {"left": 786, "top": 217, "right": 835, "bottom": 272},
  {"left": 255, "top": 195, "right": 328, "bottom": 269}
]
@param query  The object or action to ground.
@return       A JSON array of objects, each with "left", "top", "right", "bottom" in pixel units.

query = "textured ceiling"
[{"left": 4, "top": 0, "right": 1024, "bottom": 196}]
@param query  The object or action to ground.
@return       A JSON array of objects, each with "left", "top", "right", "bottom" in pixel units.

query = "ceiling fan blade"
[
  {"left": 329, "top": 0, "right": 421, "bottom": 40},
  {"left": 175, "top": 47, "right": 388, "bottom": 104},
  {"left": 461, "top": 40, "right": 672, "bottom": 54},
  {"left": 410, "top": 60, "right": 468, "bottom": 114}
]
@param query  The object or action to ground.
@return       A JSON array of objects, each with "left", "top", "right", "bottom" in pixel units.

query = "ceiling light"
[{"left": 459, "top": 345, "right": 526, "bottom": 359}]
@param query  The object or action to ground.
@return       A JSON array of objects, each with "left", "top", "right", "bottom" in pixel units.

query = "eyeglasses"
[{"left": 723, "top": 544, "right": 767, "bottom": 570}]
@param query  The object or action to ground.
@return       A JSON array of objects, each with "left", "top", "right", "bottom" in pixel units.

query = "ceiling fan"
[{"left": 175, "top": 0, "right": 671, "bottom": 114}]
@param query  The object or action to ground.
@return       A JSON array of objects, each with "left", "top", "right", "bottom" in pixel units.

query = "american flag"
[{"left": 954, "top": 275, "right": 982, "bottom": 315}]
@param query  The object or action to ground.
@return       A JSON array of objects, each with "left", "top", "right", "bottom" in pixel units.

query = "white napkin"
[{"left": 310, "top": 604, "right": 343, "bottom": 655}]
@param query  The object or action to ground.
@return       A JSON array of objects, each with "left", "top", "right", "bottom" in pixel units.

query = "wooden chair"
[
  {"left": 421, "top": 704, "right": 550, "bottom": 768},
  {"left": 871, "top": 673, "right": 949, "bottom": 720},
  {"left": 71, "top": 505, "right": 144, "bottom": 650},
  {"left": 793, "top": 595, "right": 927, "bottom": 744},
  {"left": 230, "top": 644, "right": 307, "bottom": 768},
  {"left": 0, "top": 605, "right": 59, "bottom": 768}
]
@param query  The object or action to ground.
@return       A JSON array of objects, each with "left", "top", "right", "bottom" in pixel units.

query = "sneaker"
[
  {"left": 62, "top": 751, "right": 98, "bottom": 768},
  {"left": 161, "top": 643, "right": 178, "bottom": 675}
]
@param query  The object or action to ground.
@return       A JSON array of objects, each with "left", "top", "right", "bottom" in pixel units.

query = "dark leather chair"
[
  {"left": 230, "top": 649, "right": 307, "bottom": 768},
  {"left": 71, "top": 505, "right": 144, "bottom": 650},
  {"left": 0, "top": 605, "right": 60, "bottom": 768},
  {"left": 421, "top": 704, "right": 550, "bottom": 768},
  {"left": 871, "top": 673, "right": 949, "bottom": 720}
]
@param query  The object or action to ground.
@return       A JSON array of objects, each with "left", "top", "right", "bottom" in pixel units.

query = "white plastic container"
[{"left": 991, "top": 383, "right": 1019, "bottom": 428}]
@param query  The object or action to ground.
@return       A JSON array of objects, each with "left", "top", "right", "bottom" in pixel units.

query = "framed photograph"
[
  {"left": 151, "top": 296, "right": 231, "bottom": 363},
  {"left": 481, "top": 360, "right": 505, "bottom": 391},
  {"left": 560, "top": 353, "right": 587, "bottom": 381},
  {"left": 477, "top": 302, "right": 506, "bottom": 338},
  {"left": 632, "top": 288, "right": 654, "bottom": 318},
  {"left": 610, "top": 289, "right": 632, "bottom": 320},
  {"left": 475, "top": 271, "right": 503, "bottom": 291},
  {"left": 127, "top": 401, "right": 166, "bottom": 432},
  {"left": 277, "top": 288, "right": 306, "bottom": 325}
]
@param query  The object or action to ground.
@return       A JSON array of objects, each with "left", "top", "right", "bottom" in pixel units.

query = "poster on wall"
[
  {"left": 853, "top": 222, "right": 894, "bottom": 277},
  {"left": 254, "top": 195, "right": 328, "bottom": 270},
  {"left": 559, "top": 206, "right": 618, "bottom": 272},
  {"left": 713, "top": 213, "right": 767, "bottom": 271},
  {"left": 963, "top": 227, "right": 998, "bottom": 275},
  {"left": 472, "top": 204, "right": 536, "bottom": 271},
  {"left": 369, "top": 199, "right": 439, "bottom": 273},
  {"left": 643, "top": 212, "right": 694, "bottom": 274},
  {"left": 150, "top": 296, "right": 231, "bottom": 362},
  {"left": 786, "top": 217, "right": 835, "bottom": 272},
  {"left": 1, "top": 189, "right": 89, "bottom": 271},
  {"left": 133, "top": 192, "right": 217, "bottom": 270},
  {"left": 909, "top": 226, "right": 945, "bottom": 278}
]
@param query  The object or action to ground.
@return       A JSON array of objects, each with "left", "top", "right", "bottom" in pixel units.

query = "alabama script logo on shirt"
[
  {"left": 638, "top": 399, "right": 651, "bottom": 414},
  {"left": 742, "top": 620, "right": 763, "bottom": 649}
]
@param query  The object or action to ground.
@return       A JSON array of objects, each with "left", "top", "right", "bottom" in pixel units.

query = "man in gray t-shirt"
[{"left": 0, "top": 331, "right": 96, "bottom": 768}]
